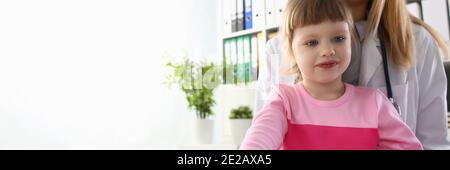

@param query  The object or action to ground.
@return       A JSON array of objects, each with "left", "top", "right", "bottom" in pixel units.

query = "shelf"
[
  {"left": 266, "top": 25, "right": 279, "bottom": 32},
  {"left": 222, "top": 28, "right": 264, "bottom": 40},
  {"left": 221, "top": 0, "right": 421, "bottom": 40},
  {"left": 222, "top": 26, "right": 280, "bottom": 40}
]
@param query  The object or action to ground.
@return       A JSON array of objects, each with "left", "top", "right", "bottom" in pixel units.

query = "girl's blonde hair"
[
  {"left": 367, "top": 0, "right": 449, "bottom": 69},
  {"left": 280, "top": 0, "right": 355, "bottom": 81}
]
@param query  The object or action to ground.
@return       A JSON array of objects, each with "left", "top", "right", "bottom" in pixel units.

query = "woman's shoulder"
[
  {"left": 265, "top": 35, "right": 284, "bottom": 56},
  {"left": 412, "top": 24, "right": 436, "bottom": 46},
  {"left": 266, "top": 35, "right": 283, "bottom": 49},
  {"left": 411, "top": 23, "right": 443, "bottom": 68}
]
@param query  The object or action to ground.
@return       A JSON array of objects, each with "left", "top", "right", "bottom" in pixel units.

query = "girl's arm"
[
  {"left": 240, "top": 87, "right": 288, "bottom": 150},
  {"left": 376, "top": 91, "right": 423, "bottom": 150}
]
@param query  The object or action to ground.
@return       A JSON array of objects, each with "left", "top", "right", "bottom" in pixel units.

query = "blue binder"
[{"left": 244, "top": 0, "right": 253, "bottom": 30}]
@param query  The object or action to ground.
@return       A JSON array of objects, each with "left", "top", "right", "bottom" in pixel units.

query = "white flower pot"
[
  {"left": 194, "top": 119, "right": 215, "bottom": 144},
  {"left": 230, "top": 119, "right": 252, "bottom": 144}
]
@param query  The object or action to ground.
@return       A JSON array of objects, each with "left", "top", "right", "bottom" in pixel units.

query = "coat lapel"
[{"left": 359, "top": 33, "right": 383, "bottom": 86}]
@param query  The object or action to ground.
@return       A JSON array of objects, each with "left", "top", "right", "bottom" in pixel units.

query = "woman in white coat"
[{"left": 255, "top": 0, "right": 450, "bottom": 149}]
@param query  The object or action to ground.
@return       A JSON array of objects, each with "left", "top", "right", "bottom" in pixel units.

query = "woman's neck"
[
  {"left": 302, "top": 79, "right": 346, "bottom": 101},
  {"left": 348, "top": 0, "right": 369, "bottom": 22}
]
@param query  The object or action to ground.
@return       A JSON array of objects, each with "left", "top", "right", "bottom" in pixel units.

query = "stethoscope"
[
  {"left": 359, "top": 0, "right": 401, "bottom": 115},
  {"left": 378, "top": 29, "right": 402, "bottom": 115}
]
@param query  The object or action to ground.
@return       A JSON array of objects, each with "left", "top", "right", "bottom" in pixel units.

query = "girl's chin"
[{"left": 309, "top": 76, "right": 342, "bottom": 84}]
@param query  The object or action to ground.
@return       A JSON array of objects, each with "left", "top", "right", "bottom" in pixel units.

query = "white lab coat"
[{"left": 254, "top": 24, "right": 450, "bottom": 150}]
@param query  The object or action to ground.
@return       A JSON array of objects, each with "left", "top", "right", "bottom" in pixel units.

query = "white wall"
[
  {"left": 0, "top": 0, "right": 218, "bottom": 149},
  {"left": 407, "top": 2, "right": 422, "bottom": 19},
  {"left": 422, "top": 0, "right": 450, "bottom": 43}
]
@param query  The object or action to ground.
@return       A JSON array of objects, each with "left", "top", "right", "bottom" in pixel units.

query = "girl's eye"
[
  {"left": 305, "top": 40, "right": 318, "bottom": 47},
  {"left": 333, "top": 36, "right": 346, "bottom": 42}
]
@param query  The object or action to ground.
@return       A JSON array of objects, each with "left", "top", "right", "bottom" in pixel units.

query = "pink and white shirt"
[{"left": 240, "top": 83, "right": 423, "bottom": 150}]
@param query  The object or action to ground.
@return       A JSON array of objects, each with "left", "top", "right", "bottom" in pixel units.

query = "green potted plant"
[
  {"left": 164, "top": 54, "right": 221, "bottom": 144},
  {"left": 229, "top": 106, "right": 253, "bottom": 145}
]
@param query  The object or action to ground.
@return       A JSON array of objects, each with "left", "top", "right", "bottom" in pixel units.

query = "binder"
[
  {"left": 223, "top": 39, "right": 233, "bottom": 84},
  {"left": 250, "top": 34, "right": 258, "bottom": 81},
  {"left": 223, "top": 0, "right": 232, "bottom": 34},
  {"left": 275, "top": 0, "right": 288, "bottom": 27},
  {"left": 237, "top": 0, "right": 245, "bottom": 31},
  {"left": 252, "top": 0, "right": 266, "bottom": 29},
  {"left": 243, "top": 35, "right": 252, "bottom": 83},
  {"left": 237, "top": 36, "right": 245, "bottom": 83},
  {"left": 265, "top": 0, "right": 276, "bottom": 27},
  {"left": 257, "top": 33, "right": 265, "bottom": 79},
  {"left": 230, "top": 38, "right": 238, "bottom": 84},
  {"left": 231, "top": 0, "right": 238, "bottom": 32},
  {"left": 244, "top": 0, "right": 253, "bottom": 30}
]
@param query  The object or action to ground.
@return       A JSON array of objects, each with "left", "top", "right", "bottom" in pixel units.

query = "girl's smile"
[{"left": 315, "top": 60, "right": 339, "bottom": 69}]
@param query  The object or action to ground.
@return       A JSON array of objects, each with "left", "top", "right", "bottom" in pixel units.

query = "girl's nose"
[{"left": 321, "top": 48, "right": 336, "bottom": 57}]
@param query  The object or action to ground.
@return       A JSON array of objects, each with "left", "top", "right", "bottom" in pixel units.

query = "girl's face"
[{"left": 291, "top": 21, "right": 351, "bottom": 84}]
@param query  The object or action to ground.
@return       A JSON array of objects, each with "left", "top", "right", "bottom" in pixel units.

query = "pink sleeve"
[
  {"left": 375, "top": 90, "right": 423, "bottom": 150},
  {"left": 240, "top": 87, "right": 288, "bottom": 150}
]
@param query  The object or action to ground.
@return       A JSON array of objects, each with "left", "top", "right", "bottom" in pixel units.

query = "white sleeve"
[
  {"left": 416, "top": 29, "right": 450, "bottom": 150},
  {"left": 254, "top": 37, "right": 282, "bottom": 114}
]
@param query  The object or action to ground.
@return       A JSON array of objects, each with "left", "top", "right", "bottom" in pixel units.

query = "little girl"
[{"left": 240, "top": 0, "right": 423, "bottom": 150}]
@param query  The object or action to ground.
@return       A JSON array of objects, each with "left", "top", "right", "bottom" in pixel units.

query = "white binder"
[
  {"left": 252, "top": 0, "right": 266, "bottom": 29},
  {"left": 223, "top": 0, "right": 232, "bottom": 34},
  {"left": 251, "top": 34, "right": 259, "bottom": 81},
  {"left": 231, "top": 0, "right": 238, "bottom": 32},
  {"left": 237, "top": 0, "right": 245, "bottom": 31},
  {"left": 275, "top": 0, "right": 288, "bottom": 27},
  {"left": 265, "top": 0, "right": 276, "bottom": 27}
]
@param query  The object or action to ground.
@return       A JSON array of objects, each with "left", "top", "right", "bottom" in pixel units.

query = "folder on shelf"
[
  {"left": 230, "top": 38, "right": 238, "bottom": 84},
  {"left": 250, "top": 34, "right": 259, "bottom": 81},
  {"left": 223, "top": 39, "right": 234, "bottom": 84},
  {"left": 275, "top": 0, "right": 288, "bottom": 27},
  {"left": 223, "top": 0, "right": 232, "bottom": 35},
  {"left": 265, "top": 0, "right": 276, "bottom": 27},
  {"left": 243, "top": 35, "right": 252, "bottom": 83},
  {"left": 231, "top": 0, "right": 238, "bottom": 33},
  {"left": 237, "top": 36, "right": 245, "bottom": 83},
  {"left": 257, "top": 33, "right": 265, "bottom": 80},
  {"left": 244, "top": 0, "right": 253, "bottom": 30},
  {"left": 252, "top": 0, "right": 266, "bottom": 30},
  {"left": 237, "top": 0, "right": 245, "bottom": 31}
]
